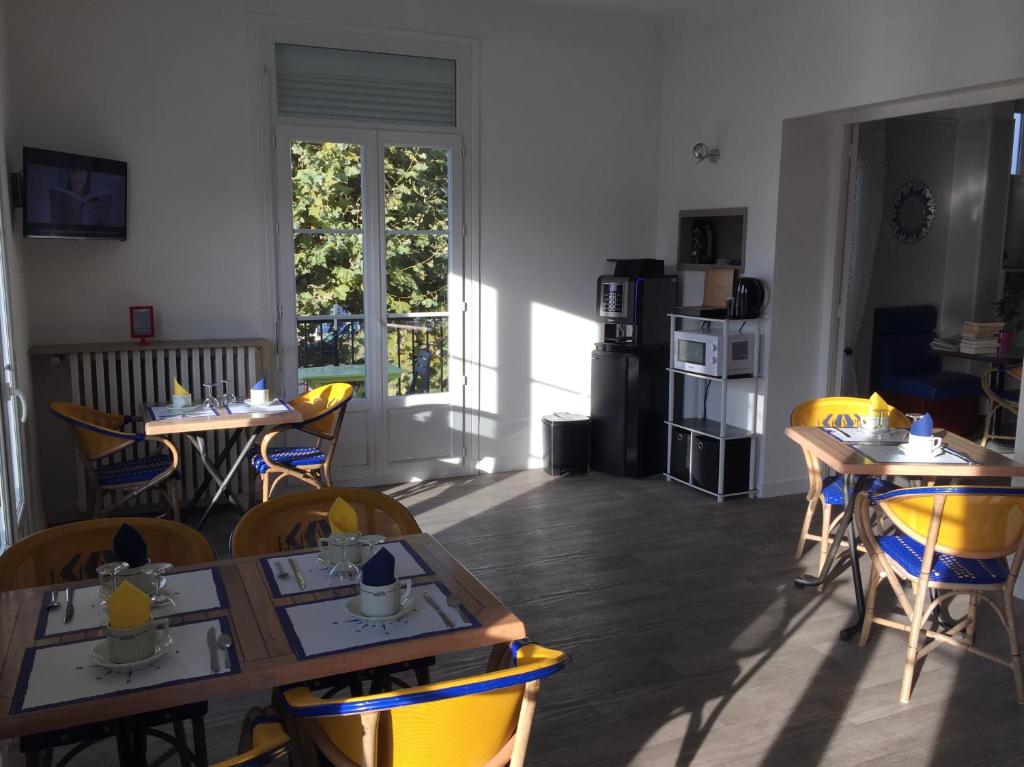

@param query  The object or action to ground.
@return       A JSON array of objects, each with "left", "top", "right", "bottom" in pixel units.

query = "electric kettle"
[{"left": 730, "top": 277, "right": 766, "bottom": 319}]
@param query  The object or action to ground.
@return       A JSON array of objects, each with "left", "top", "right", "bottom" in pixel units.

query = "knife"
[
  {"left": 63, "top": 586, "right": 74, "bottom": 624},
  {"left": 423, "top": 593, "right": 454, "bottom": 628},
  {"left": 207, "top": 626, "right": 220, "bottom": 673},
  {"left": 289, "top": 558, "right": 305, "bottom": 590}
]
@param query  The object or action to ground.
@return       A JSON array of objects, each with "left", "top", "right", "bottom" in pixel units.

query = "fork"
[{"left": 273, "top": 560, "right": 289, "bottom": 579}]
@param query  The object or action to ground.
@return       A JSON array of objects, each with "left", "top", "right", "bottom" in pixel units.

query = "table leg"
[
  {"left": 193, "top": 429, "right": 263, "bottom": 530},
  {"left": 184, "top": 430, "right": 243, "bottom": 520},
  {"left": 839, "top": 503, "right": 866, "bottom": 641},
  {"left": 114, "top": 717, "right": 146, "bottom": 767}
]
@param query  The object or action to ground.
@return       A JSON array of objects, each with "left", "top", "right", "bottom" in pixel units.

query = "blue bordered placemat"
[
  {"left": 259, "top": 540, "right": 433, "bottom": 599},
  {"left": 275, "top": 580, "right": 479, "bottom": 661},
  {"left": 34, "top": 566, "right": 229, "bottom": 641},
  {"left": 11, "top": 616, "right": 240, "bottom": 715}
]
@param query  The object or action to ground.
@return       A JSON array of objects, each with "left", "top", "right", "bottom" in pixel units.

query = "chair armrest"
[
  {"left": 145, "top": 436, "right": 180, "bottom": 471},
  {"left": 258, "top": 427, "right": 289, "bottom": 464}
]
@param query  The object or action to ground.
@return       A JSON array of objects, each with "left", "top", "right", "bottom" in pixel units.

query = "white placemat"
[
  {"left": 224, "top": 399, "right": 291, "bottom": 415},
  {"left": 854, "top": 443, "right": 971, "bottom": 464},
  {"left": 261, "top": 541, "right": 432, "bottom": 598},
  {"left": 148, "top": 403, "right": 219, "bottom": 420},
  {"left": 12, "top": 617, "right": 238, "bottom": 714},
  {"left": 36, "top": 568, "right": 228, "bottom": 639},
  {"left": 277, "top": 582, "right": 477, "bottom": 660}
]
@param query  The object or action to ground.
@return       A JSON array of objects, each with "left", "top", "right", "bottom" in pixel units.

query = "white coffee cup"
[
  {"left": 359, "top": 577, "right": 411, "bottom": 618},
  {"left": 107, "top": 618, "right": 169, "bottom": 664},
  {"left": 250, "top": 388, "right": 270, "bottom": 406},
  {"left": 906, "top": 433, "right": 942, "bottom": 457},
  {"left": 171, "top": 393, "right": 191, "bottom": 409},
  {"left": 319, "top": 533, "right": 361, "bottom": 566}
]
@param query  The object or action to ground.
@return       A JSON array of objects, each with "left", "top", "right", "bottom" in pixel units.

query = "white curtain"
[{"left": 841, "top": 122, "right": 887, "bottom": 395}]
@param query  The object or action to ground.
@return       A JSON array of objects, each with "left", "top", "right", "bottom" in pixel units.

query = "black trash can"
[{"left": 542, "top": 413, "right": 590, "bottom": 476}]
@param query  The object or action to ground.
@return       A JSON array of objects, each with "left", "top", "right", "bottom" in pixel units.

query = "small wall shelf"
[
  {"left": 677, "top": 207, "right": 747, "bottom": 271},
  {"left": 664, "top": 314, "right": 760, "bottom": 501}
]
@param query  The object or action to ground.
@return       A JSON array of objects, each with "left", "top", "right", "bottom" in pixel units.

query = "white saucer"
[
  {"left": 344, "top": 595, "right": 415, "bottom": 624},
  {"left": 89, "top": 631, "right": 173, "bottom": 670},
  {"left": 244, "top": 398, "right": 276, "bottom": 409},
  {"left": 898, "top": 443, "right": 943, "bottom": 458}
]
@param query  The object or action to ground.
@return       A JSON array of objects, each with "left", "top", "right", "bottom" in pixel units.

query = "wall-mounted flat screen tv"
[{"left": 22, "top": 147, "right": 127, "bottom": 240}]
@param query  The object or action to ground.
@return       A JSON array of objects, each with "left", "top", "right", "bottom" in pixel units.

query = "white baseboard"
[{"left": 760, "top": 476, "right": 807, "bottom": 498}]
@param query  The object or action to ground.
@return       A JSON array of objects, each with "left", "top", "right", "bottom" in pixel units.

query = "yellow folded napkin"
[
  {"left": 172, "top": 378, "right": 189, "bottom": 396},
  {"left": 868, "top": 392, "right": 889, "bottom": 412},
  {"left": 328, "top": 497, "right": 360, "bottom": 534},
  {"left": 107, "top": 581, "right": 151, "bottom": 629}
]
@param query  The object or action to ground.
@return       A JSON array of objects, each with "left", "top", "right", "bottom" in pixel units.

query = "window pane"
[
  {"left": 384, "top": 146, "right": 449, "bottom": 231},
  {"left": 385, "top": 234, "right": 448, "bottom": 313},
  {"left": 294, "top": 233, "right": 364, "bottom": 316},
  {"left": 298, "top": 320, "right": 368, "bottom": 398},
  {"left": 291, "top": 141, "right": 362, "bottom": 230},
  {"left": 387, "top": 317, "right": 448, "bottom": 395}
]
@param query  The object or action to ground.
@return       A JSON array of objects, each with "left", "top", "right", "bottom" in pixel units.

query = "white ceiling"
[{"left": 495, "top": 0, "right": 691, "bottom": 19}]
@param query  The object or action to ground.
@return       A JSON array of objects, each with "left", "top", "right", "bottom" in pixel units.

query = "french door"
[{"left": 276, "top": 126, "right": 466, "bottom": 482}]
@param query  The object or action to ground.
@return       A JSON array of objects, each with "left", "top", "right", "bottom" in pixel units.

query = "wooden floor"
[{"left": 14, "top": 469, "right": 1024, "bottom": 765}]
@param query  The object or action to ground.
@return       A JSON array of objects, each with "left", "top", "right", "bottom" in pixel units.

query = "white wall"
[
  {"left": 656, "top": 0, "right": 1024, "bottom": 495},
  {"left": 4, "top": 0, "right": 663, "bottom": 479}
]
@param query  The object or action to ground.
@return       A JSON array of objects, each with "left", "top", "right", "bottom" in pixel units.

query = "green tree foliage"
[{"left": 291, "top": 141, "right": 450, "bottom": 394}]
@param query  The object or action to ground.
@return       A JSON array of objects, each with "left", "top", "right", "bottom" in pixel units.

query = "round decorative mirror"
[{"left": 890, "top": 180, "right": 936, "bottom": 244}]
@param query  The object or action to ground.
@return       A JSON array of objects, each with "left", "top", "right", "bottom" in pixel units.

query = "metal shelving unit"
[{"left": 664, "top": 314, "right": 760, "bottom": 501}]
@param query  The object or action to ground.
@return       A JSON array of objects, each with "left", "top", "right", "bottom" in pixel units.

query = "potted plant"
[{"left": 994, "top": 283, "right": 1024, "bottom": 355}]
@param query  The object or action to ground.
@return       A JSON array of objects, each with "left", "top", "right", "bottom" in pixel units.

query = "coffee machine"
[
  {"left": 596, "top": 259, "right": 677, "bottom": 351},
  {"left": 591, "top": 259, "right": 676, "bottom": 477}
]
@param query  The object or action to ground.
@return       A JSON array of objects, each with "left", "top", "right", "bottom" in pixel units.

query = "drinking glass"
[
  {"left": 143, "top": 562, "right": 175, "bottom": 608},
  {"left": 202, "top": 383, "right": 219, "bottom": 409},
  {"left": 97, "top": 561, "right": 127, "bottom": 599},
  {"left": 220, "top": 379, "right": 237, "bottom": 406},
  {"left": 328, "top": 559, "right": 360, "bottom": 585}
]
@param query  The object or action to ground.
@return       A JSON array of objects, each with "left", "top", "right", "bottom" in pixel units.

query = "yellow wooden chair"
[
  {"left": 282, "top": 641, "right": 568, "bottom": 766},
  {"left": 211, "top": 707, "right": 290, "bottom": 767},
  {"left": 980, "top": 366, "right": 1020, "bottom": 447},
  {"left": 250, "top": 383, "right": 355, "bottom": 502},
  {"left": 230, "top": 488, "right": 419, "bottom": 559},
  {"left": 0, "top": 516, "right": 215, "bottom": 591},
  {"left": 51, "top": 402, "right": 181, "bottom": 520},
  {"left": 0, "top": 517, "right": 216, "bottom": 764},
  {"left": 856, "top": 486, "right": 1024, "bottom": 703},
  {"left": 791, "top": 397, "right": 910, "bottom": 579}
]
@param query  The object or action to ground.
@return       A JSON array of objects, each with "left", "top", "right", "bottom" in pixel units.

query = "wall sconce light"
[{"left": 692, "top": 142, "right": 720, "bottom": 164}]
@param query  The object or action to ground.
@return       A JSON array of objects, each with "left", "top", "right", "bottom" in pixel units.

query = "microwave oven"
[{"left": 672, "top": 330, "right": 754, "bottom": 377}]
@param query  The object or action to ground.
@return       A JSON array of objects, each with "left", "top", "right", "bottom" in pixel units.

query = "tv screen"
[{"left": 22, "top": 147, "right": 127, "bottom": 240}]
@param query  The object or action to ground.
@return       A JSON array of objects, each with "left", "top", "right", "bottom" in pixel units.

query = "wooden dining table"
[
  {"left": 0, "top": 534, "right": 525, "bottom": 763},
  {"left": 144, "top": 401, "right": 303, "bottom": 529},
  {"left": 785, "top": 426, "right": 1024, "bottom": 640}
]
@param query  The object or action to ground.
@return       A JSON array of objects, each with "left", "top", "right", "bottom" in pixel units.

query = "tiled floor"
[{"left": 14, "top": 469, "right": 1024, "bottom": 765}]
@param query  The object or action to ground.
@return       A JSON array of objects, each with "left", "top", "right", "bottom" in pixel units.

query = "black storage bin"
[
  {"left": 542, "top": 413, "right": 590, "bottom": 476},
  {"left": 669, "top": 427, "right": 689, "bottom": 481},
  {"left": 691, "top": 435, "right": 751, "bottom": 494}
]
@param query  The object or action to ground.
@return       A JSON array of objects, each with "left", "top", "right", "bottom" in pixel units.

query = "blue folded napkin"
[
  {"left": 113, "top": 523, "right": 149, "bottom": 568},
  {"left": 252, "top": 377, "right": 267, "bottom": 391},
  {"left": 910, "top": 412, "right": 933, "bottom": 437},
  {"left": 361, "top": 549, "right": 395, "bottom": 587}
]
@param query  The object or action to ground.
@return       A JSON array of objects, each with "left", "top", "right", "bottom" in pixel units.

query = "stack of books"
[{"left": 959, "top": 320, "right": 1004, "bottom": 355}]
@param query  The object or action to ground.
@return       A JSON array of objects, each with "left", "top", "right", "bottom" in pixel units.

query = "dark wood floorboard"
[{"left": 9, "top": 469, "right": 1024, "bottom": 765}]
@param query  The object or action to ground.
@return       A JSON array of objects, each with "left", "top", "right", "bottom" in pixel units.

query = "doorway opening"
[{"left": 829, "top": 101, "right": 1024, "bottom": 448}]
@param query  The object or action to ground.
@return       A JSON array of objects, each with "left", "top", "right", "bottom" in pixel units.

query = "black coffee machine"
[
  {"left": 591, "top": 259, "right": 676, "bottom": 477},
  {"left": 595, "top": 259, "right": 677, "bottom": 350}
]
